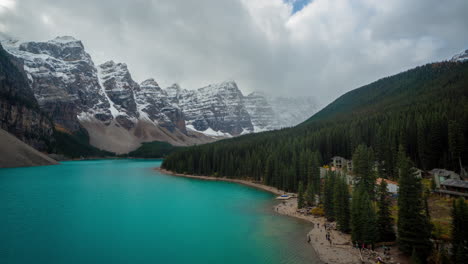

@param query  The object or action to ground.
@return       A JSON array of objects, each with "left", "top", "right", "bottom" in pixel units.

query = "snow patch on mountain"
[
  {"left": 186, "top": 124, "right": 232, "bottom": 138},
  {"left": 451, "top": 49, "right": 468, "bottom": 62}
]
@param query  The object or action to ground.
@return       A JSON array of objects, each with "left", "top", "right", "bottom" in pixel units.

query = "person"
[
  {"left": 307, "top": 235, "right": 311, "bottom": 243},
  {"left": 377, "top": 256, "right": 383, "bottom": 264}
]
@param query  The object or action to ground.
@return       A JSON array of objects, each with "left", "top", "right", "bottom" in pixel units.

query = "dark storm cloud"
[{"left": 1, "top": 0, "right": 467, "bottom": 106}]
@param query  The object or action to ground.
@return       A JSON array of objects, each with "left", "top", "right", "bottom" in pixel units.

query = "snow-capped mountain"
[
  {"left": 451, "top": 49, "right": 468, "bottom": 62},
  {"left": 2, "top": 36, "right": 212, "bottom": 153},
  {"left": 136, "top": 79, "right": 186, "bottom": 133},
  {"left": 4, "top": 36, "right": 109, "bottom": 132},
  {"left": 244, "top": 92, "right": 318, "bottom": 131},
  {"left": 2, "top": 36, "right": 318, "bottom": 153},
  {"left": 267, "top": 96, "right": 317, "bottom": 128},
  {"left": 167, "top": 81, "right": 253, "bottom": 135},
  {"left": 244, "top": 92, "right": 277, "bottom": 131}
]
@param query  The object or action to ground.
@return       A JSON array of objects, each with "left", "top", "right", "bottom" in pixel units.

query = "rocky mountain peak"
[
  {"left": 141, "top": 78, "right": 160, "bottom": 89},
  {"left": 97, "top": 60, "right": 138, "bottom": 125},
  {"left": 50, "top": 36, "right": 82, "bottom": 45},
  {"left": 18, "top": 36, "right": 90, "bottom": 63},
  {"left": 200, "top": 80, "right": 239, "bottom": 93}
]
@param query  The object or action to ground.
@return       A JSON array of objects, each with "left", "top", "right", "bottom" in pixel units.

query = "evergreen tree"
[
  {"left": 376, "top": 179, "right": 396, "bottom": 242},
  {"left": 351, "top": 187, "right": 364, "bottom": 243},
  {"left": 309, "top": 152, "right": 321, "bottom": 195},
  {"left": 451, "top": 197, "right": 468, "bottom": 263},
  {"left": 297, "top": 181, "right": 305, "bottom": 209},
  {"left": 397, "top": 155, "right": 432, "bottom": 262},
  {"left": 333, "top": 174, "right": 350, "bottom": 232},
  {"left": 323, "top": 171, "right": 336, "bottom": 220},
  {"left": 351, "top": 185, "right": 377, "bottom": 246},
  {"left": 353, "top": 145, "right": 376, "bottom": 199},
  {"left": 305, "top": 181, "right": 315, "bottom": 206},
  {"left": 448, "top": 120, "right": 465, "bottom": 172},
  {"left": 361, "top": 192, "right": 378, "bottom": 247}
]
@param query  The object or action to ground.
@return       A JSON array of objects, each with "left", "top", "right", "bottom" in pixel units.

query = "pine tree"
[
  {"left": 308, "top": 152, "right": 321, "bottom": 196},
  {"left": 351, "top": 185, "right": 377, "bottom": 246},
  {"left": 305, "top": 181, "right": 315, "bottom": 206},
  {"left": 376, "top": 179, "right": 396, "bottom": 242},
  {"left": 297, "top": 181, "right": 305, "bottom": 209},
  {"left": 334, "top": 174, "right": 350, "bottom": 232},
  {"left": 323, "top": 171, "right": 336, "bottom": 220},
  {"left": 397, "top": 155, "right": 432, "bottom": 262},
  {"left": 351, "top": 186, "right": 364, "bottom": 243},
  {"left": 448, "top": 120, "right": 465, "bottom": 172},
  {"left": 353, "top": 145, "right": 376, "bottom": 199},
  {"left": 451, "top": 197, "right": 468, "bottom": 263},
  {"left": 361, "top": 192, "right": 378, "bottom": 247}
]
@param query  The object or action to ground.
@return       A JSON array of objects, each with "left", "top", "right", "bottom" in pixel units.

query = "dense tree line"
[
  {"left": 124, "top": 141, "right": 175, "bottom": 158},
  {"left": 163, "top": 62, "right": 468, "bottom": 191}
]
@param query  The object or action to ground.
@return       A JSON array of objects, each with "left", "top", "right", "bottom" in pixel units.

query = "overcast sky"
[{"left": 0, "top": 0, "right": 467, "bottom": 105}]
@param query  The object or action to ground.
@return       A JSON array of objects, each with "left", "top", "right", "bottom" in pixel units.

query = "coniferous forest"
[{"left": 162, "top": 61, "right": 468, "bottom": 193}]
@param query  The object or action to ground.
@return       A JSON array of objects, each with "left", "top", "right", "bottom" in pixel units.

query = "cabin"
[
  {"left": 429, "top": 169, "right": 460, "bottom": 188},
  {"left": 376, "top": 178, "right": 399, "bottom": 194},
  {"left": 437, "top": 179, "right": 468, "bottom": 198},
  {"left": 331, "top": 156, "right": 353, "bottom": 172},
  {"left": 321, "top": 166, "right": 356, "bottom": 185}
]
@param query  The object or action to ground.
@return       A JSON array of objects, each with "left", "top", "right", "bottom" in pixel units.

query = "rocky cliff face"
[
  {"left": 97, "top": 61, "right": 138, "bottom": 129},
  {"left": 135, "top": 79, "right": 186, "bottom": 133},
  {"left": 4, "top": 36, "right": 109, "bottom": 132},
  {"left": 0, "top": 43, "right": 54, "bottom": 151},
  {"left": 168, "top": 81, "right": 253, "bottom": 135}
]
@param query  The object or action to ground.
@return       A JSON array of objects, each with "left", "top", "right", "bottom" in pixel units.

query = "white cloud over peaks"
[{"left": 0, "top": 0, "right": 467, "bottom": 106}]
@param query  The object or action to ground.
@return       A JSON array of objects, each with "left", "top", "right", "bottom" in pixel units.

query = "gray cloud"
[{"left": 1, "top": 0, "right": 467, "bottom": 106}]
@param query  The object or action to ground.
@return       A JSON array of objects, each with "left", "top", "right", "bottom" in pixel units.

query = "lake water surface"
[{"left": 0, "top": 159, "right": 320, "bottom": 264}]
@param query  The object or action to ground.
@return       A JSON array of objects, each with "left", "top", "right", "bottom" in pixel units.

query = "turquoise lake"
[{"left": 0, "top": 159, "right": 320, "bottom": 264}]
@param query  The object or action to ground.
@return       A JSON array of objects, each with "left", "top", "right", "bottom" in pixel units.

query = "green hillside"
[{"left": 162, "top": 61, "right": 468, "bottom": 192}]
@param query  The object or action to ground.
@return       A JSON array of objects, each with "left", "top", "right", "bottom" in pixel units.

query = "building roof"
[
  {"left": 376, "top": 178, "right": 398, "bottom": 186},
  {"left": 331, "top": 156, "right": 347, "bottom": 160},
  {"left": 441, "top": 179, "right": 468, "bottom": 189},
  {"left": 429, "top": 168, "right": 460, "bottom": 177}
]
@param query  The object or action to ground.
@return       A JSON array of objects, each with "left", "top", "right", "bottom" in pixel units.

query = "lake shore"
[
  {"left": 156, "top": 168, "right": 402, "bottom": 264},
  {"left": 157, "top": 168, "right": 288, "bottom": 196}
]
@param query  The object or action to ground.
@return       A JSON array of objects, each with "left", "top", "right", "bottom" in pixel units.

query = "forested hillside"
[{"left": 162, "top": 61, "right": 468, "bottom": 192}]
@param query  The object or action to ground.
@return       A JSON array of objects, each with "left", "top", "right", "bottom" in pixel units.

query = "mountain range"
[{"left": 1, "top": 36, "right": 317, "bottom": 154}]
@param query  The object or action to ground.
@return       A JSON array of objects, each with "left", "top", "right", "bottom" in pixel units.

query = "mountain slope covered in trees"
[{"left": 162, "top": 61, "right": 468, "bottom": 192}]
